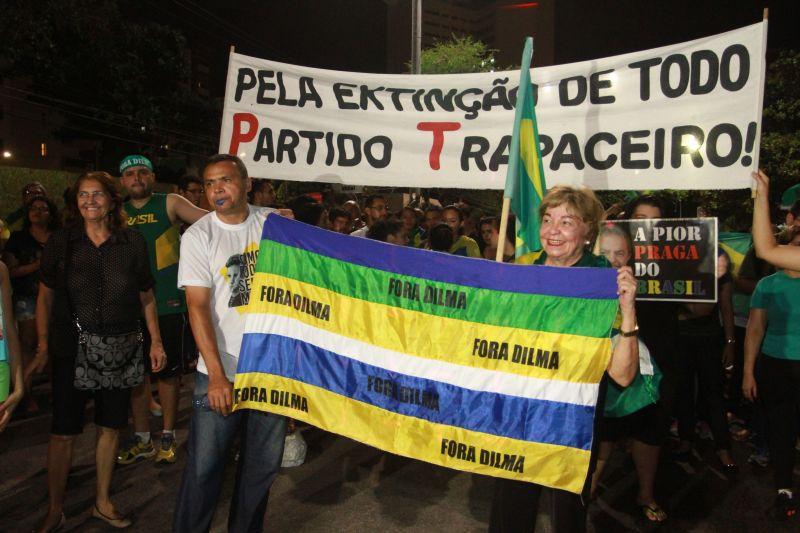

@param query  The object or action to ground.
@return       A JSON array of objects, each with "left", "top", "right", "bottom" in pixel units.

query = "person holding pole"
[{"left": 490, "top": 186, "right": 639, "bottom": 532}]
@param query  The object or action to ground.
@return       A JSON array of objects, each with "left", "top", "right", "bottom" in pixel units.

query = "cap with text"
[{"left": 119, "top": 155, "right": 153, "bottom": 174}]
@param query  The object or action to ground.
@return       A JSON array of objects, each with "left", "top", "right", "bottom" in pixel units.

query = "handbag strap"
[{"left": 61, "top": 230, "right": 87, "bottom": 334}]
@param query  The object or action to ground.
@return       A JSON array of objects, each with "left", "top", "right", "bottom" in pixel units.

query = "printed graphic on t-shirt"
[{"left": 220, "top": 242, "right": 260, "bottom": 309}]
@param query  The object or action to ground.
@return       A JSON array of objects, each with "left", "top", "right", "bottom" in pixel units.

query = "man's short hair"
[
  {"left": 328, "top": 207, "right": 351, "bottom": 223},
  {"left": 424, "top": 204, "right": 443, "bottom": 215},
  {"left": 777, "top": 225, "right": 800, "bottom": 245},
  {"left": 789, "top": 200, "right": 800, "bottom": 218},
  {"left": 624, "top": 194, "right": 668, "bottom": 219},
  {"left": 202, "top": 154, "right": 248, "bottom": 180},
  {"left": 367, "top": 218, "right": 403, "bottom": 242},
  {"left": 251, "top": 178, "right": 273, "bottom": 194},
  {"left": 364, "top": 194, "right": 385, "bottom": 209},
  {"left": 294, "top": 202, "right": 325, "bottom": 226},
  {"left": 429, "top": 223, "right": 454, "bottom": 252},
  {"left": 248, "top": 178, "right": 273, "bottom": 202},
  {"left": 479, "top": 215, "right": 515, "bottom": 242},
  {"left": 178, "top": 174, "right": 202, "bottom": 191}
]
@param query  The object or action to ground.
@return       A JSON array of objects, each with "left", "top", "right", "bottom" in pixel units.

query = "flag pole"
[
  {"left": 495, "top": 197, "right": 511, "bottom": 262},
  {"left": 495, "top": 37, "right": 533, "bottom": 262},
  {"left": 752, "top": 7, "right": 768, "bottom": 200}
]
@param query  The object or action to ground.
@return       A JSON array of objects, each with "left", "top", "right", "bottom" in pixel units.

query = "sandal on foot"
[
  {"left": 640, "top": 503, "right": 668, "bottom": 522},
  {"left": 92, "top": 505, "right": 132, "bottom": 529}
]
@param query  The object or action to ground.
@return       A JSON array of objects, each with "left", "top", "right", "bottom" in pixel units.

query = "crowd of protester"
[{"left": 0, "top": 159, "right": 797, "bottom": 531}]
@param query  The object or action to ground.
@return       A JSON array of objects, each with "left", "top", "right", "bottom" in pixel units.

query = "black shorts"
[
  {"left": 144, "top": 313, "right": 196, "bottom": 378},
  {"left": 597, "top": 402, "right": 666, "bottom": 446},
  {"left": 51, "top": 350, "right": 131, "bottom": 435}
]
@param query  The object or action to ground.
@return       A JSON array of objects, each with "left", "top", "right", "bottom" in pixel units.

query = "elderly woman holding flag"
[
  {"left": 490, "top": 35, "right": 637, "bottom": 531},
  {"left": 490, "top": 185, "right": 639, "bottom": 533}
]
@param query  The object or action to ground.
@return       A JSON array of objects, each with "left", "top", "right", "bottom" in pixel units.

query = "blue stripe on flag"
[
  {"left": 238, "top": 332, "right": 596, "bottom": 450},
  {"left": 261, "top": 215, "right": 617, "bottom": 300}
]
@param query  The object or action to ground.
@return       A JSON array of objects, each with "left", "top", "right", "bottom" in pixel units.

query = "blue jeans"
[{"left": 173, "top": 373, "right": 287, "bottom": 533}]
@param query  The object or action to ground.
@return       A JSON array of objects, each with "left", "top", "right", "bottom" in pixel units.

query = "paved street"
[{"left": 1, "top": 374, "right": 798, "bottom": 532}]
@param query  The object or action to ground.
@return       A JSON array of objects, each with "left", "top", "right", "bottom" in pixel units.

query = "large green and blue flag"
[
  {"left": 235, "top": 215, "right": 619, "bottom": 492},
  {"left": 504, "top": 37, "right": 547, "bottom": 260}
]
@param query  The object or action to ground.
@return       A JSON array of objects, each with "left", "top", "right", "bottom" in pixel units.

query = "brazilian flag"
[
  {"left": 504, "top": 37, "right": 547, "bottom": 259},
  {"left": 719, "top": 232, "right": 753, "bottom": 319},
  {"left": 719, "top": 232, "right": 752, "bottom": 276}
]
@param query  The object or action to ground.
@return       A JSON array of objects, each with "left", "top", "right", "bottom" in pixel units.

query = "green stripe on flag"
[{"left": 257, "top": 239, "right": 617, "bottom": 338}]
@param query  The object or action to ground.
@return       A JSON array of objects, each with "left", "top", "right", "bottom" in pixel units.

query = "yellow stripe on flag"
[
  {"left": 246, "top": 272, "right": 611, "bottom": 384},
  {"left": 234, "top": 372, "right": 592, "bottom": 493},
  {"left": 520, "top": 118, "right": 543, "bottom": 198}
]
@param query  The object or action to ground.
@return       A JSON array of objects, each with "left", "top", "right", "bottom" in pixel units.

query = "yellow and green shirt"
[{"left": 125, "top": 193, "right": 186, "bottom": 315}]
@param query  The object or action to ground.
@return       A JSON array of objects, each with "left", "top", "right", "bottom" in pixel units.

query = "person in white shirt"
[
  {"left": 349, "top": 194, "right": 388, "bottom": 237},
  {"left": 173, "top": 154, "right": 287, "bottom": 533}
]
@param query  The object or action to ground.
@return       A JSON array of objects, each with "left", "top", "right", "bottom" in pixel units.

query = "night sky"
[
  {"left": 553, "top": 0, "right": 796, "bottom": 64},
  {"left": 177, "top": 0, "right": 798, "bottom": 103},
  {"left": 229, "top": 0, "right": 798, "bottom": 73}
]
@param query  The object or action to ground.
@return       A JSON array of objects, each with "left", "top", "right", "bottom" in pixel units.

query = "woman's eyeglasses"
[{"left": 77, "top": 191, "right": 107, "bottom": 200}]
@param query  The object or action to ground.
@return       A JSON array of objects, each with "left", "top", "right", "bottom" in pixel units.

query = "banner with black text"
[
  {"left": 600, "top": 218, "right": 719, "bottom": 302},
  {"left": 220, "top": 22, "right": 766, "bottom": 190}
]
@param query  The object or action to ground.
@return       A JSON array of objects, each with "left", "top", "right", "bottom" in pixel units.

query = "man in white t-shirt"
[{"left": 173, "top": 154, "right": 287, "bottom": 533}]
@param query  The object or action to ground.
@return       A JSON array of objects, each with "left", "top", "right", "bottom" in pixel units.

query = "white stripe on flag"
[{"left": 243, "top": 313, "right": 600, "bottom": 407}]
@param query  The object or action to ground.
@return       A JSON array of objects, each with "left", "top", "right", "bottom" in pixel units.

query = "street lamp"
[{"left": 2, "top": 151, "right": 11, "bottom": 159}]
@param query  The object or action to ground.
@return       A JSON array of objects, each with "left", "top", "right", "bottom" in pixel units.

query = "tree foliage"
[
  {"left": 760, "top": 50, "right": 800, "bottom": 189},
  {"left": 409, "top": 36, "right": 501, "bottom": 213},
  {"left": 0, "top": 0, "right": 219, "bottom": 164},
  {"left": 416, "top": 35, "right": 497, "bottom": 74}
]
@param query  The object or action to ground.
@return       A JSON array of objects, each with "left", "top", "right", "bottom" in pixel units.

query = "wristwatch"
[
  {"left": 620, "top": 325, "right": 639, "bottom": 338},
  {"left": 725, "top": 338, "right": 736, "bottom": 344}
]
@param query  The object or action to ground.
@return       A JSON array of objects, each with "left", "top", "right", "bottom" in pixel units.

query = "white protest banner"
[{"left": 220, "top": 22, "right": 766, "bottom": 190}]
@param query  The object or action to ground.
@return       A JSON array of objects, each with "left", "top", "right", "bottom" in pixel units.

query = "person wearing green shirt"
[
  {"left": 743, "top": 225, "right": 800, "bottom": 520},
  {"left": 400, "top": 206, "right": 425, "bottom": 248},
  {"left": 442, "top": 204, "right": 480, "bottom": 258},
  {"left": 117, "top": 155, "right": 207, "bottom": 466}
]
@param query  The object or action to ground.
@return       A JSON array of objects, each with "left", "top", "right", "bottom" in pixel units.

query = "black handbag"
[
  {"left": 72, "top": 318, "right": 145, "bottom": 390},
  {"left": 64, "top": 233, "right": 145, "bottom": 391}
]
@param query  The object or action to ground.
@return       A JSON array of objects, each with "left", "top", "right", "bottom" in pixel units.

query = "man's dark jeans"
[{"left": 173, "top": 373, "right": 287, "bottom": 533}]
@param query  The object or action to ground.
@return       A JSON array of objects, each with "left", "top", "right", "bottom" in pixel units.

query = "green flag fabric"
[{"left": 504, "top": 37, "right": 547, "bottom": 258}]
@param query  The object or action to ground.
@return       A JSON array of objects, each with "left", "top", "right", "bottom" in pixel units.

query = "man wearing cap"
[{"left": 117, "top": 155, "right": 207, "bottom": 465}]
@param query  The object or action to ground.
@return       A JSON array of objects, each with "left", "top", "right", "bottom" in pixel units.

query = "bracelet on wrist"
[{"left": 620, "top": 325, "right": 639, "bottom": 338}]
